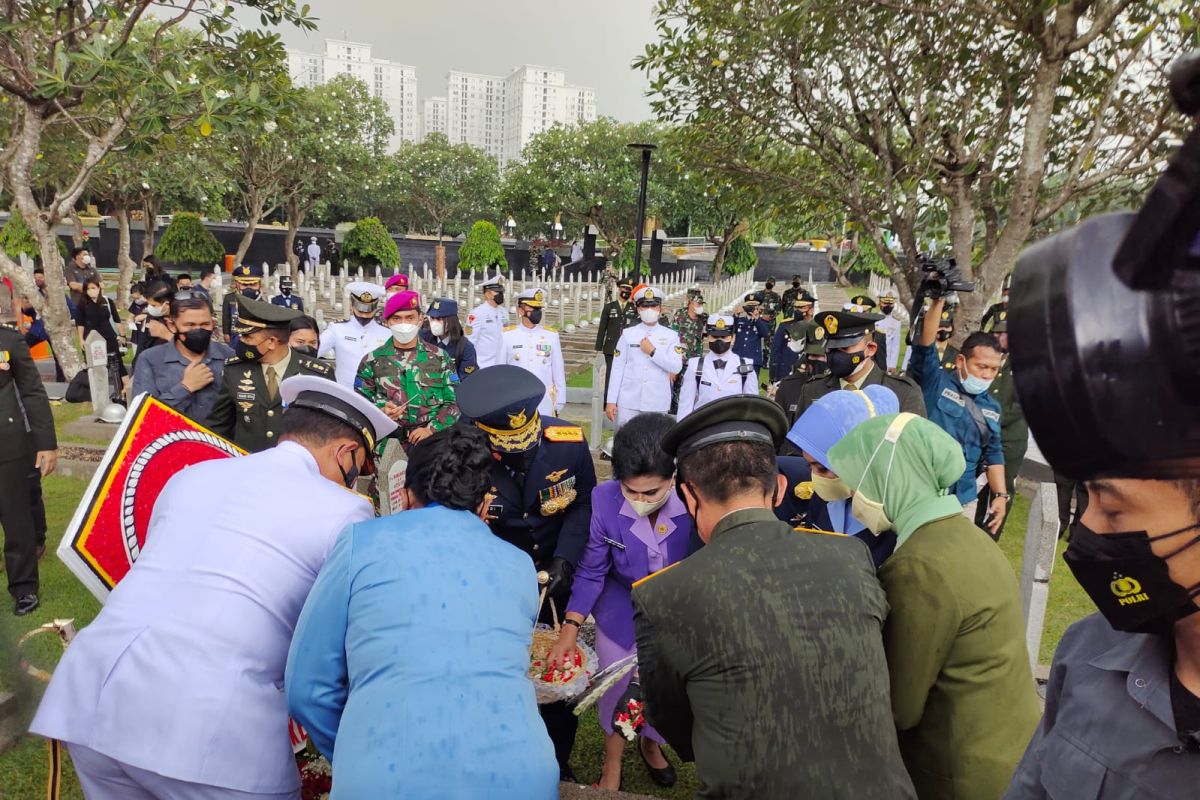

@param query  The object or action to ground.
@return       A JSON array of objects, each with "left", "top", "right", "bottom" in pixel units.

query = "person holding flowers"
[{"left": 548, "top": 412, "right": 692, "bottom": 790}]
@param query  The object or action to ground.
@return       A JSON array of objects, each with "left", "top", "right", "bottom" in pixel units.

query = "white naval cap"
[
  {"left": 517, "top": 287, "right": 547, "bottom": 307},
  {"left": 347, "top": 281, "right": 386, "bottom": 310},
  {"left": 633, "top": 286, "right": 663, "bottom": 305},
  {"left": 704, "top": 314, "right": 735, "bottom": 335},
  {"left": 280, "top": 375, "right": 397, "bottom": 451}
]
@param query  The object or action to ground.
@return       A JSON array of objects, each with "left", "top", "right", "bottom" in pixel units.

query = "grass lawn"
[
  {"left": 568, "top": 367, "right": 593, "bottom": 389},
  {"left": 50, "top": 401, "right": 111, "bottom": 447},
  {"left": 0, "top": 469, "right": 1091, "bottom": 797}
]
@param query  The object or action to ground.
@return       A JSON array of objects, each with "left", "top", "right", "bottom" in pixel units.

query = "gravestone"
[{"left": 84, "top": 331, "right": 109, "bottom": 417}]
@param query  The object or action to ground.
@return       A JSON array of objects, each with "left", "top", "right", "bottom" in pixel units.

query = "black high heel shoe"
[{"left": 638, "top": 739, "right": 677, "bottom": 788}]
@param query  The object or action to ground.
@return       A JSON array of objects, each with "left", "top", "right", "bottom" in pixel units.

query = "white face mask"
[
  {"left": 429, "top": 319, "right": 446, "bottom": 338},
  {"left": 786, "top": 338, "right": 806, "bottom": 353},
  {"left": 639, "top": 308, "right": 661, "bottom": 325},
  {"left": 146, "top": 304, "right": 165, "bottom": 318},
  {"left": 622, "top": 483, "right": 672, "bottom": 517},
  {"left": 693, "top": 304, "right": 705, "bottom": 314},
  {"left": 81, "top": 254, "right": 92, "bottom": 266},
  {"left": 390, "top": 322, "right": 419, "bottom": 344}
]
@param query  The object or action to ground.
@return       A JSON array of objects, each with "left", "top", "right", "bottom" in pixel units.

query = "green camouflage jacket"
[
  {"left": 670, "top": 307, "right": 708, "bottom": 360},
  {"left": 355, "top": 338, "right": 459, "bottom": 446}
]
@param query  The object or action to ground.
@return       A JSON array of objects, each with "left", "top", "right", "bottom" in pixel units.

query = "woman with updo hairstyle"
[{"left": 286, "top": 425, "right": 558, "bottom": 799}]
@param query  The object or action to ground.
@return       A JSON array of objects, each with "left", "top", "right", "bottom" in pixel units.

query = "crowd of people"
[{"left": 2, "top": 253, "right": 1197, "bottom": 799}]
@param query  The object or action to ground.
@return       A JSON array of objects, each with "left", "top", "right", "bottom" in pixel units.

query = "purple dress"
[{"left": 566, "top": 481, "right": 693, "bottom": 739}]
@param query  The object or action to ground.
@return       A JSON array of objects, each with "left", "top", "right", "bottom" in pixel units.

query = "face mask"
[
  {"left": 337, "top": 447, "right": 362, "bottom": 489},
  {"left": 354, "top": 313, "right": 376, "bottom": 326},
  {"left": 639, "top": 308, "right": 661, "bottom": 325},
  {"left": 807, "top": 357, "right": 829, "bottom": 376},
  {"left": 87, "top": 290, "right": 101, "bottom": 300},
  {"left": 235, "top": 337, "right": 262, "bottom": 362},
  {"left": 709, "top": 339, "right": 732, "bottom": 355},
  {"left": 936, "top": 329, "right": 952, "bottom": 342},
  {"left": 282, "top": 288, "right": 292, "bottom": 296},
  {"left": 813, "top": 473, "right": 852, "bottom": 502},
  {"left": 146, "top": 304, "right": 166, "bottom": 318},
  {"left": 827, "top": 347, "right": 868, "bottom": 379},
  {"left": 619, "top": 291, "right": 631, "bottom": 300},
  {"left": 390, "top": 323, "right": 419, "bottom": 344},
  {"left": 241, "top": 287, "right": 260, "bottom": 300},
  {"left": 849, "top": 415, "right": 910, "bottom": 534},
  {"left": 526, "top": 308, "right": 543, "bottom": 325},
  {"left": 82, "top": 255, "right": 92, "bottom": 266},
  {"left": 623, "top": 485, "right": 672, "bottom": 517},
  {"left": 765, "top": 283, "right": 775, "bottom": 291},
  {"left": 492, "top": 291, "right": 505, "bottom": 305},
  {"left": 792, "top": 280, "right": 801, "bottom": 288},
  {"left": 958, "top": 367, "right": 993, "bottom": 395},
  {"left": 880, "top": 305, "right": 894, "bottom": 315},
  {"left": 429, "top": 319, "right": 446, "bottom": 338},
  {"left": 177, "top": 328, "right": 213, "bottom": 355},
  {"left": 1064, "top": 519, "right": 1200, "bottom": 634},
  {"left": 292, "top": 345, "right": 318, "bottom": 358},
  {"left": 693, "top": 304, "right": 704, "bottom": 314},
  {"left": 786, "top": 338, "right": 806, "bottom": 353},
  {"left": 852, "top": 491, "right": 893, "bottom": 535}
]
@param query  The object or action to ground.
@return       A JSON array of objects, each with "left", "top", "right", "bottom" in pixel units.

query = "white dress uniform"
[
  {"left": 305, "top": 241, "right": 321, "bottom": 270},
  {"left": 503, "top": 321, "right": 565, "bottom": 417},
  {"left": 30, "top": 444, "right": 374, "bottom": 798},
  {"left": 875, "top": 312, "right": 902, "bottom": 371},
  {"left": 466, "top": 300, "right": 510, "bottom": 369},
  {"left": 676, "top": 351, "right": 758, "bottom": 419},
  {"left": 318, "top": 282, "right": 389, "bottom": 388},
  {"left": 606, "top": 290, "right": 684, "bottom": 428}
]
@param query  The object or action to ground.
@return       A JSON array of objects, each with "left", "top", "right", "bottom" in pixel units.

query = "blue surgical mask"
[{"left": 959, "top": 369, "right": 993, "bottom": 395}]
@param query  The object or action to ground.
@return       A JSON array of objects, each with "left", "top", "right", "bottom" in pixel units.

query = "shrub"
[
  {"left": 0, "top": 208, "right": 67, "bottom": 264},
  {"left": 724, "top": 235, "right": 758, "bottom": 276},
  {"left": 156, "top": 212, "right": 225, "bottom": 267},
  {"left": 457, "top": 220, "right": 507, "bottom": 273},
  {"left": 342, "top": 217, "right": 400, "bottom": 269}
]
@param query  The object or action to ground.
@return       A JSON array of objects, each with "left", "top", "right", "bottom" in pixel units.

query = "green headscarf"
[{"left": 827, "top": 413, "right": 966, "bottom": 549}]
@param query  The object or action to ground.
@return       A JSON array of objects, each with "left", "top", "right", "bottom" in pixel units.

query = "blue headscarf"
[{"left": 786, "top": 386, "right": 900, "bottom": 468}]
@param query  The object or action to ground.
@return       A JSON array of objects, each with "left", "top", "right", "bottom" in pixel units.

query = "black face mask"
[
  {"left": 807, "top": 357, "right": 829, "bottom": 376},
  {"left": 282, "top": 288, "right": 292, "bottom": 296},
  {"left": 526, "top": 308, "right": 543, "bottom": 325},
  {"left": 765, "top": 283, "right": 775, "bottom": 291},
  {"left": 241, "top": 287, "right": 260, "bottom": 300},
  {"left": 176, "top": 328, "right": 213, "bottom": 355},
  {"left": 619, "top": 291, "right": 631, "bottom": 301},
  {"left": 880, "top": 305, "right": 895, "bottom": 315},
  {"left": 292, "top": 345, "right": 318, "bottom": 358},
  {"left": 493, "top": 291, "right": 505, "bottom": 306},
  {"left": 792, "top": 280, "right": 801, "bottom": 288},
  {"left": 337, "top": 447, "right": 362, "bottom": 489},
  {"left": 1064, "top": 519, "right": 1200, "bottom": 634},
  {"left": 354, "top": 313, "right": 375, "bottom": 326},
  {"left": 235, "top": 338, "right": 261, "bottom": 362},
  {"left": 936, "top": 329, "right": 953, "bottom": 342},
  {"left": 709, "top": 339, "right": 732, "bottom": 355},
  {"left": 827, "top": 348, "right": 867, "bottom": 378}
]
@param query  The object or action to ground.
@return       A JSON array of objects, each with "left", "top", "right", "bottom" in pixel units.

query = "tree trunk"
[
  {"left": 284, "top": 196, "right": 307, "bottom": 273},
  {"left": 33, "top": 226, "right": 83, "bottom": 379},
  {"left": 68, "top": 210, "right": 84, "bottom": 247},
  {"left": 114, "top": 205, "right": 139, "bottom": 311},
  {"left": 140, "top": 195, "right": 161, "bottom": 259},
  {"left": 711, "top": 238, "right": 729, "bottom": 280},
  {"left": 234, "top": 216, "right": 259, "bottom": 268},
  {"left": 435, "top": 222, "right": 446, "bottom": 281}
]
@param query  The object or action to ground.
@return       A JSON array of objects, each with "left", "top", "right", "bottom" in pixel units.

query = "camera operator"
[
  {"left": 910, "top": 293, "right": 1007, "bottom": 534},
  {"left": 1003, "top": 53, "right": 1200, "bottom": 794}
]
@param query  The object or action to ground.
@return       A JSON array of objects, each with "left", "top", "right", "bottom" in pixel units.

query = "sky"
[{"left": 263, "top": 0, "right": 660, "bottom": 121}]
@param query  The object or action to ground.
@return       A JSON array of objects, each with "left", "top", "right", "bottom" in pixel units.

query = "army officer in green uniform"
[
  {"left": 595, "top": 277, "right": 639, "bottom": 401},
  {"left": 354, "top": 290, "right": 459, "bottom": 454},
  {"left": 632, "top": 396, "right": 915, "bottom": 798},
  {"left": 206, "top": 294, "right": 334, "bottom": 452}
]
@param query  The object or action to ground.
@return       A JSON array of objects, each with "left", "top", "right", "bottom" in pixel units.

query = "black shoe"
[
  {"left": 14, "top": 594, "right": 39, "bottom": 616},
  {"left": 559, "top": 765, "right": 578, "bottom": 783},
  {"left": 639, "top": 739, "right": 677, "bottom": 788}
]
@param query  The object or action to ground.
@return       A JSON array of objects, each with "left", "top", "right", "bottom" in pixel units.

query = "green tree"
[
  {"left": 156, "top": 213, "right": 225, "bottom": 268},
  {"left": 0, "top": 1, "right": 313, "bottom": 377},
  {"left": 457, "top": 220, "right": 507, "bottom": 273},
  {"left": 342, "top": 217, "right": 401, "bottom": 270},
  {"left": 723, "top": 235, "right": 757, "bottom": 276},
  {"left": 499, "top": 118, "right": 665, "bottom": 259},
  {"left": 638, "top": 1, "right": 1193, "bottom": 331},
  {"left": 0, "top": 209, "right": 40, "bottom": 262}
]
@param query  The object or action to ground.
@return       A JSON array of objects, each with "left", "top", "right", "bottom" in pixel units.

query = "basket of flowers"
[{"left": 527, "top": 572, "right": 596, "bottom": 703}]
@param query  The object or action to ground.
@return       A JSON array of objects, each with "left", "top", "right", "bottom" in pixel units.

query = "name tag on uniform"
[
  {"left": 940, "top": 387, "right": 965, "bottom": 406},
  {"left": 602, "top": 536, "right": 626, "bottom": 550},
  {"left": 344, "top": 335, "right": 357, "bottom": 341},
  {"left": 700, "top": 380, "right": 712, "bottom": 387},
  {"left": 236, "top": 391, "right": 255, "bottom": 401},
  {"left": 982, "top": 408, "right": 1001, "bottom": 423}
]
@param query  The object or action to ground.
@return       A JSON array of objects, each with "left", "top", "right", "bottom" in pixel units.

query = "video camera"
[
  {"left": 1009, "top": 52, "right": 1200, "bottom": 480},
  {"left": 918, "top": 255, "right": 976, "bottom": 299}
]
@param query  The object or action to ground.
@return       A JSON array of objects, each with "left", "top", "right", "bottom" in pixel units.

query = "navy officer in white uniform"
[
  {"left": 317, "top": 281, "right": 390, "bottom": 388},
  {"left": 502, "top": 287, "right": 565, "bottom": 418},
  {"left": 676, "top": 314, "right": 758, "bottom": 419},
  {"left": 605, "top": 285, "right": 683, "bottom": 428},
  {"left": 31, "top": 375, "right": 396, "bottom": 800},
  {"left": 466, "top": 271, "right": 509, "bottom": 369}
]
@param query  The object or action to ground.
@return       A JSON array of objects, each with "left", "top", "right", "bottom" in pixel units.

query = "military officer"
[
  {"left": 595, "top": 276, "right": 639, "bottom": 400},
  {"left": 207, "top": 294, "right": 334, "bottom": 453},
  {"left": 769, "top": 291, "right": 816, "bottom": 381},
  {"left": 875, "top": 293, "right": 902, "bottom": 373},
  {"left": 0, "top": 323, "right": 56, "bottom": 616},
  {"left": 780, "top": 273, "right": 805, "bottom": 310},
  {"left": 980, "top": 272, "right": 1011, "bottom": 332},
  {"left": 790, "top": 310, "right": 925, "bottom": 426},
  {"left": 676, "top": 315, "right": 757, "bottom": 419},
  {"left": 221, "top": 263, "right": 264, "bottom": 346},
  {"left": 846, "top": 295, "right": 890, "bottom": 372},
  {"left": 973, "top": 311, "right": 1027, "bottom": 539},
  {"left": 774, "top": 324, "right": 829, "bottom": 429},
  {"left": 732, "top": 294, "right": 770, "bottom": 371},
  {"left": 605, "top": 286, "right": 683, "bottom": 428},
  {"left": 317, "top": 281, "right": 390, "bottom": 388},
  {"left": 669, "top": 288, "right": 707, "bottom": 361},
  {"left": 355, "top": 291, "right": 459, "bottom": 455},
  {"left": 758, "top": 278, "right": 783, "bottom": 369},
  {"left": 384, "top": 273, "right": 410, "bottom": 296},
  {"left": 465, "top": 271, "right": 509, "bottom": 369},
  {"left": 456, "top": 365, "right": 597, "bottom": 782},
  {"left": 270, "top": 275, "right": 304, "bottom": 312},
  {"left": 632, "top": 396, "right": 916, "bottom": 798},
  {"left": 503, "top": 287, "right": 566, "bottom": 417}
]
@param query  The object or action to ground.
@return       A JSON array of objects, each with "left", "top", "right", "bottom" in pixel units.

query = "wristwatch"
[{"left": 994, "top": 492, "right": 1012, "bottom": 500}]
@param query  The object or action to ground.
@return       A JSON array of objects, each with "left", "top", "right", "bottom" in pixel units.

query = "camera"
[
  {"left": 918, "top": 256, "right": 976, "bottom": 299},
  {"left": 1009, "top": 52, "right": 1200, "bottom": 481}
]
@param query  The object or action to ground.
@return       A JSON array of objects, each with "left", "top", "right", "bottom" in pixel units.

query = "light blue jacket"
[{"left": 285, "top": 505, "right": 557, "bottom": 799}]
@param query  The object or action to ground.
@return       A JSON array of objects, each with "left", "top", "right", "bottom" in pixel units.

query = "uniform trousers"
[
  {"left": 1, "top": 457, "right": 39, "bottom": 598},
  {"left": 616, "top": 406, "right": 651, "bottom": 429},
  {"left": 68, "top": 743, "right": 299, "bottom": 800}
]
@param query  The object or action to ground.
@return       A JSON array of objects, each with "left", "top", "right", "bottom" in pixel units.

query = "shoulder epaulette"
[
  {"left": 224, "top": 355, "right": 245, "bottom": 365},
  {"left": 503, "top": 324, "right": 517, "bottom": 332},
  {"left": 793, "top": 525, "right": 844, "bottom": 537},
  {"left": 299, "top": 357, "right": 332, "bottom": 375},
  {"left": 544, "top": 325, "right": 557, "bottom": 333},
  {"left": 543, "top": 425, "right": 584, "bottom": 443},
  {"left": 633, "top": 560, "right": 683, "bottom": 589}
]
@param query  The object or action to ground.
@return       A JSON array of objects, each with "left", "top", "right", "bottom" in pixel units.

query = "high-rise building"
[
  {"left": 421, "top": 97, "right": 448, "bottom": 140},
  {"left": 502, "top": 66, "right": 597, "bottom": 164},
  {"left": 446, "top": 71, "right": 508, "bottom": 161},
  {"left": 286, "top": 39, "right": 418, "bottom": 151}
]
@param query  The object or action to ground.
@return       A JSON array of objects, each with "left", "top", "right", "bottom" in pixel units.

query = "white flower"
[{"left": 263, "top": 120, "right": 278, "bottom": 134}]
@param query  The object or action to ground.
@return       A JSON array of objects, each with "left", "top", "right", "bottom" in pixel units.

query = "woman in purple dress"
[{"left": 548, "top": 412, "right": 692, "bottom": 790}]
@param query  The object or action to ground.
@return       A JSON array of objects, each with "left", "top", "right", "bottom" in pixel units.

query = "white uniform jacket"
[
  {"left": 318, "top": 318, "right": 391, "bottom": 388},
  {"left": 605, "top": 322, "right": 684, "bottom": 413},
  {"left": 502, "top": 322, "right": 566, "bottom": 417},
  {"left": 876, "top": 314, "right": 902, "bottom": 371},
  {"left": 30, "top": 442, "right": 373, "bottom": 794},
  {"left": 465, "top": 301, "right": 510, "bottom": 369},
  {"left": 676, "top": 352, "right": 758, "bottom": 419}
]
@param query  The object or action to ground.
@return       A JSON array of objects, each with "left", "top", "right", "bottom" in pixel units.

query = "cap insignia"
[
  {"left": 824, "top": 315, "right": 838, "bottom": 334},
  {"left": 508, "top": 408, "right": 528, "bottom": 429},
  {"left": 715, "top": 319, "right": 726, "bottom": 330},
  {"left": 646, "top": 289, "right": 655, "bottom": 300}
]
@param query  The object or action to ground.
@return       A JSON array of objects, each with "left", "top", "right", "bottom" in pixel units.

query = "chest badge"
[{"left": 545, "top": 468, "right": 567, "bottom": 482}]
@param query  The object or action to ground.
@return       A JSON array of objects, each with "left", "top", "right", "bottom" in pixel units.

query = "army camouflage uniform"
[
  {"left": 758, "top": 289, "right": 783, "bottom": 368},
  {"left": 780, "top": 284, "right": 803, "bottom": 311},
  {"left": 669, "top": 306, "right": 709, "bottom": 414},
  {"left": 355, "top": 338, "right": 459, "bottom": 454}
]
